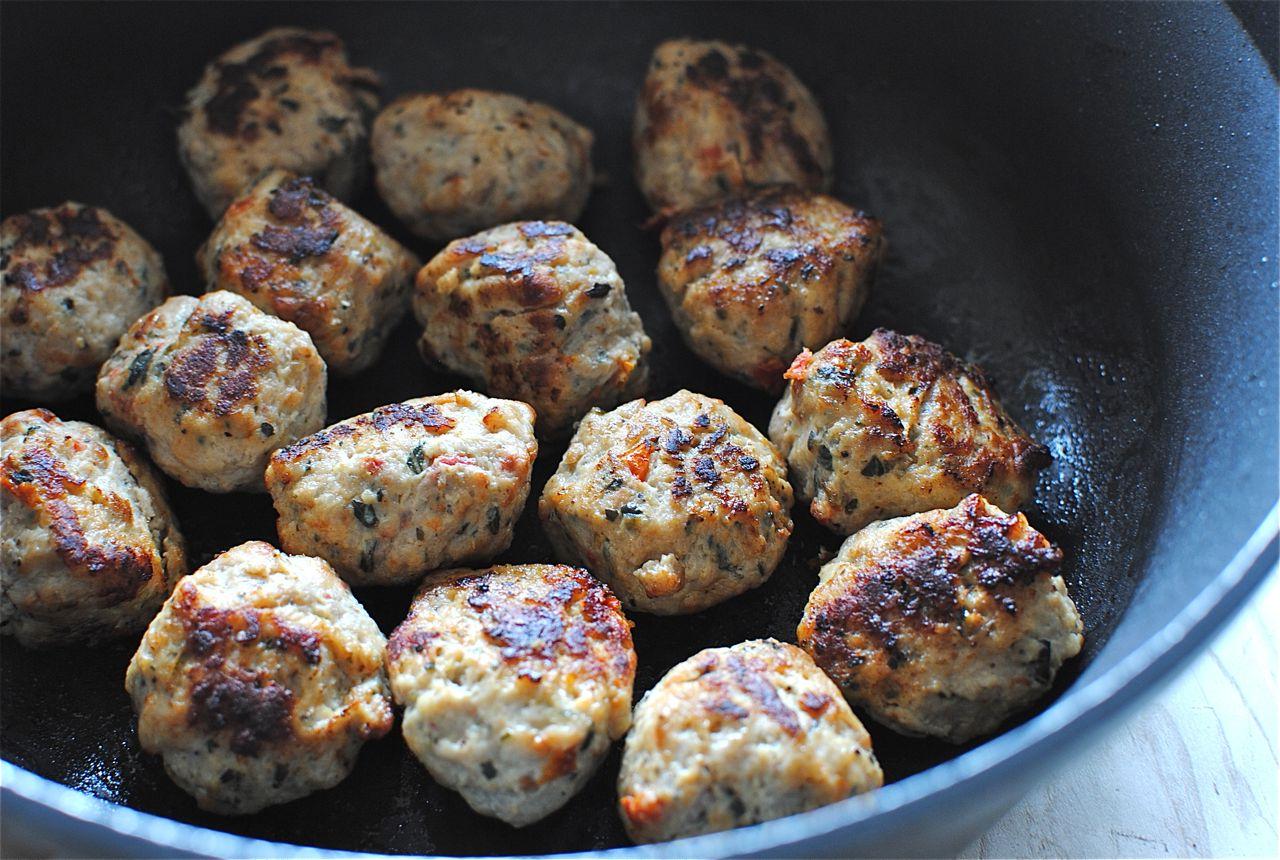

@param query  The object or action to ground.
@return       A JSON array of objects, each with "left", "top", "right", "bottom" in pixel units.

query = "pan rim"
[{"left": 3, "top": 504, "right": 1275, "bottom": 859}]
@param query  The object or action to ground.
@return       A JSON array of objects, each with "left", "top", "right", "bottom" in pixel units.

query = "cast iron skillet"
[{"left": 1, "top": 1, "right": 1276, "bottom": 857}]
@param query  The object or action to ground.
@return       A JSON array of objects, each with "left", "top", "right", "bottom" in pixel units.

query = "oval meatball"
[
  {"left": 125, "top": 541, "right": 393, "bottom": 814},
  {"left": 617, "top": 638, "right": 882, "bottom": 843},
  {"left": 797, "top": 495, "right": 1084, "bottom": 744},
  {"left": 371, "top": 90, "right": 593, "bottom": 241},
  {"left": 658, "top": 189, "right": 885, "bottom": 391},
  {"left": 769, "top": 330, "right": 1051, "bottom": 534},
  {"left": 1, "top": 409, "right": 187, "bottom": 647},
  {"left": 178, "top": 27, "right": 380, "bottom": 218},
  {"left": 1, "top": 203, "right": 169, "bottom": 401},
  {"left": 539, "top": 389, "right": 792, "bottom": 614},
  {"left": 95, "top": 290, "right": 327, "bottom": 494},
  {"left": 197, "top": 170, "right": 419, "bottom": 374},
  {"left": 265, "top": 391, "right": 537, "bottom": 586},
  {"left": 633, "top": 39, "right": 832, "bottom": 213},
  {"left": 414, "top": 221, "right": 650, "bottom": 438},
  {"left": 387, "top": 564, "right": 636, "bottom": 827}
]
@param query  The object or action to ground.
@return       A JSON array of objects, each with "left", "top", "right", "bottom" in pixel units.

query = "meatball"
[
  {"left": 178, "top": 27, "right": 379, "bottom": 218},
  {"left": 539, "top": 389, "right": 793, "bottom": 615},
  {"left": 1, "top": 203, "right": 169, "bottom": 401},
  {"left": 371, "top": 90, "right": 594, "bottom": 241},
  {"left": 769, "top": 330, "right": 1051, "bottom": 534},
  {"left": 1, "top": 409, "right": 187, "bottom": 648},
  {"left": 197, "top": 170, "right": 419, "bottom": 374},
  {"left": 633, "top": 39, "right": 833, "bottom": 213},
  {"left": 797, "top": 495, "right": 1084, "bottom": 744},
  {"left": 617, "top": 638, "right": 882, "bottom": 843},
  {"left": 126, "top": 541, "right": 393, "bottom": 814},
  {"left": 95, "top": 290, "right": 327, "bottom": 494},
  {"left": 414, "top": 221, "right": 650, "bottom": 438},
  {"left": 658, "top": 189, "right": 886, "bottom": 392},
  {"left": 386, "top": 564, "right": 635, "bottom": 827},
  {"left": 265, "top": 391, "right": 537, "bottom": 587}
]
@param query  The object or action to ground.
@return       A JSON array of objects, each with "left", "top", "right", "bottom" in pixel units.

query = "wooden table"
[{"left": 961, "top": 572, "right": 1279, "bottom": 858}]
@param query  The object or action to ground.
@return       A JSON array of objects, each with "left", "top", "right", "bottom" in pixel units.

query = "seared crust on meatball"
[
  {"left": 126, "top": 541, "right": 392, "bottom": 814},
  {"left": 2, "top": 203, "right": 169, "bottom": 401},
  {"left": 658, "top": 189, "right": 885, "bottom": 391},
  {"left": 769, "top": 330, "right": 1050, "bottom": 534},
  {"left": 1, "top": 409, "right": 187, "bottom": 647},
  {"left": 95, "top": 291, "right": 327, "bottom": 494},
  {"left": 178, "top": 27, "right": 380, "bottom": 218},
  {"left": 634, "top": 39, "right": 832, "bottom": 213},
  {"left": 371, "top": 90, "right": 594, "bottom": 241},
  {"left": 387, "top": 564, "right": 636, "bottom": 827},
  {"left": 539, "top": 390, "right": 793, "bottom": 615},
  {"left": 265, "top": 391, "right": 537, "bottom": 586},
  {"left": 617, "top": 639, "right": 882, "bottom": 843},
  {"left": 197, "top": 170, "right": 419, "bottom": 374},
  {"left": 414, "top": 221, "right": 650, "bottom": 437},
  {"left": 797, "top": 495, "right": 1084, "bottom": 744}
]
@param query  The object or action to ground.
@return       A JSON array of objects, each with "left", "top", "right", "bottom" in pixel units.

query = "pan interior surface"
[{"left": 1, "top": 2, "right": 1275, "bottom": 856}]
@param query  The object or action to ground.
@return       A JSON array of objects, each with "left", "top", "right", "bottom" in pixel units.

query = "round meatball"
[
  {"left": 1, "top": 409, "right": 187, "bottom": 647},
  {"left": 126, "top": 541, "right": 393, "bottom": 814},
  {"left": 414, "top": 221, "right": 650, "bottom": 438},
  {"left": 1, "top": 203, "right": 169, "bottom": 401},
  {"left": 178, "top": 27, "right": 380, "bottom": 218},
  {"left": 658, "top": 189, "right": 886, "bottom": 392},
  {"left": 387, "top": 564, "right": 636, "bottom": 827},
  {"left": 539, "top": 389, "right": 793, "bottom": 614},
  {"left": 197, "top": 170, "right": 420, "bottom": 374},
  {"left": 633, "top": 39, "right": 833, "bottom": 213},
  {"left": 95, "top": 290, "right": 327, "bottom": 494},
  {"left": 265, "top": 391, "right": 538, "bottom": 586},
  {"left": 371, "top": 90, "right": 594, "bottom": 241},
  {"left": 769, "top": 329, "right": 1051, "bottom": 534},
  {"left": 617, "top": 638, "right": 882, "bottom": 843},
  {"left": 797, "top": 495, "right": 1084, "bottom": 744}
]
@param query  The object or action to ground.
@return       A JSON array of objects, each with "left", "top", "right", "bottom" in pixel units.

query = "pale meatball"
[
  {"left": 414, "top": 221, "right": 650, "bottom": 438},
  {"left": 125, "top": 541, "right": 393, "bottom": 814},
  {"left": 1, "top": 409, "right": 187, "bottom": 647},
  {"left": 540, "top": 389, "right": 793, "bottom": 615},
  {"left": 371, "top": 90, "right": 594, "bottom": 241},
  {"left": 658, "top": 189, "right": 886, "bottom": 391},
  {"left": 265, "top": 391, "right": 537, "bottom": 586},
  {"left": 1, "top": 203, "right": 168, "bottom": 401},
  {"left": 178, "top": 27, "right": 380, "bottom": 218},
  {"left": 634, "top": 39, "right": 833, "bottom": 213},
  {"left": 386, "top": 564, "right": 636, "bottom": 827},
  {"left": 797, "top": 495, "right": 1084, "bottom": 744},
  {"left": 769, "top": 330, "right": 1051, "bottom": 534},
  {"left": 95, "top": 291, "right": 326, "bottom": 494},
  {"left": 197, "top": 170, "right": 419, "bottom": 374},
  {"left": 617, "top": 639, "right": 882, "bottom": 844}
]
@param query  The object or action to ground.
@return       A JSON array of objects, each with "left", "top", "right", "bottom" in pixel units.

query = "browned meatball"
[
  {"left": 387, "top": 564, "right": 636, "bottom": 826},
  {"left": 769, "top": 330, "right": 1050, "bottom": 533},
  {"left": 371, "top": 90, "right": 594, "bottom": 241},
  {"left": 126, "top": 541, "right": 392, "bottom": 813},
  {"left": 1, "top": 203, "right": 169, "bottom": 401},
  {"left": 634, "top": 39, "right": 832, "bottom": 213},
  {"left": 797, "top": 495, "right": 1084, "bottom": 744},
  {"left": 413, "top": 221, "right": 651, "bottom": 438},
  {"left": 197, "top": 170, "right": 419, "bottom": 374},
  {"left": 658, "top": 189, "right": 885, "bottom": 391},
  {"left": 1, "top": 409, "right": 187, "bottom": 647},
  {"left": 178, "top": 28, "right": 380, "bottom": 218}
]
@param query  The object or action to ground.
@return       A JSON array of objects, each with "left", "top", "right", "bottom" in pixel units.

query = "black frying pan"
[{"left": 1, "top": 2, "right": 1276, "bottom": 857}]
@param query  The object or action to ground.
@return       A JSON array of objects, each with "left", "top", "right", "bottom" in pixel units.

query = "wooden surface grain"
[{"left": 961, "top": 571, "right": 1279, "bottom": 859}]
